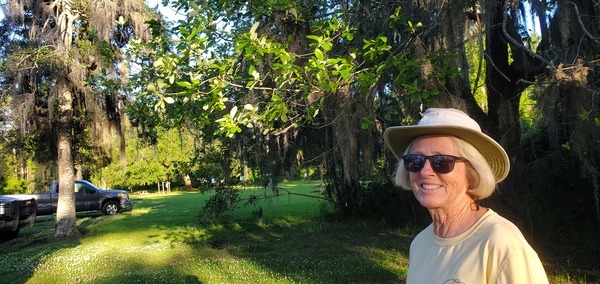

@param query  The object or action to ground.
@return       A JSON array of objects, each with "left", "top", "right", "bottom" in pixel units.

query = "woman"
[{"left": 384, "top": 108, "right": 548, "bottom": 283}]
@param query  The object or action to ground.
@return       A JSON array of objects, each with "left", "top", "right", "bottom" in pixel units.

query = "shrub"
[
  {"left": 355, "top": 175, "right": 429, "bottom": 227},
  {"left": 198, "top": 185, "right": 241, "bottom": 222},
  {"left": 1, "top": 177, "right": 29, "bottom": 194}
]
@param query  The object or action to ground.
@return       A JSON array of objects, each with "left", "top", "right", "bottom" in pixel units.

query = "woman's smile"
[{"left": 420, "top": 183, "right": 443, "bottom": 191}]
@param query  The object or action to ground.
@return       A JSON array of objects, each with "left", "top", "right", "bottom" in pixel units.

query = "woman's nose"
[{"left": 420, "top": 159, "right": 436, "bottom": 174}]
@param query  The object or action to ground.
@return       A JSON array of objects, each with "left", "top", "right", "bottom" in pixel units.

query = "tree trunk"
[
  {"left": 267, "top": 133, "right": 281, "bottom": 191},
  {"left": 54, "top": 85, "right": 79, "bottom": 237},
  {"left": 183, "top": 174, "right": 193, "bottom": 190},
  {"left": 478, "top": 0, "right": 541, "bottom": 226},
  {"left": 328, "top": 86, "right": 361, "bottom": 216}
]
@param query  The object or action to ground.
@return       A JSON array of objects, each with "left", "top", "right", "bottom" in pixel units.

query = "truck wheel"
[
  {"left": 1, "top": 228, "right": 20, "bottom": 241},
  {"left": 102, "top": 201, "right": 120, "bottom": 215}
]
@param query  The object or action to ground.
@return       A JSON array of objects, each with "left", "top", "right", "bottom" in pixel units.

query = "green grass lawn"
[
  {"left": 0, "top": 181, "right": 597, "bottom": 283},
  {"left": 0, "top": 181, "right": 411, "bottom": 284}
]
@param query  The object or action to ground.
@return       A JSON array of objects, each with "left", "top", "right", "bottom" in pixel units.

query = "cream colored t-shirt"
[{"left": 406, "top": 209, "right": 548, "bottom": 284}]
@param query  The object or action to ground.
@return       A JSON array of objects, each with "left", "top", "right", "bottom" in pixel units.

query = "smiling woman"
[{"left": 384, "top": 108, "right": 548, "bottom": 284}]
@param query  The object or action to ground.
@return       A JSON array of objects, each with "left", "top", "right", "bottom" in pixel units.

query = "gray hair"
[{"left": 393, "top": 136, "right": 497, "bottom": 200}]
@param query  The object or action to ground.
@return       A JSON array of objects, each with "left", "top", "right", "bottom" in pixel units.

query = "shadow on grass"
[
  {"left": 0, "top": 216, "right": 82, "bottom": 283},
  {"left": 1, "top": 185, "right": 411, "bottom": 283},
  {"left": 188, "top": 216, "right": 412, "bottom": 283},
  {"left": 123, "top": 186, "right": 413, "bottom": 283},
  {"left": 90, "top": 264, "right": 202, "bottom": 284}
]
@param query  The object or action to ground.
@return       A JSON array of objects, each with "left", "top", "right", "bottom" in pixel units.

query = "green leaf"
[
  {"left": 314, "top": 48, "right": 324, "bottom": 61},
  {"left": 289, "top": 8, "right": 298, "bottom": 19},
  {"left": 176, "top": 81, "right": 193, "bottom": 89},
  {"left": 251, "top": 69, "right": 260, "bottom": 81},
  {"left": 326, "top": 58, "right": 341, "bottom": 65},
  {"left": 146, "top": 83, "right": 155, "bottom": 92},
  {"left": 247, "top": 81, "right": 258, "bottom": 90},
  {"left": 230, "top": 106, "right": 238, "bottom": 118},
  {"left": 307, "top": 35, "right": 321, "bottom": 41},
  {"left": 188, "top": 26, "right": 203, "bottom": 40},
  {"left": 361, "top": 120, "right": 370, "bottom": 129},
  {"left": 579, "top": 109, "right": 591, "bottom": 120},
  {"left": 155, "top": 100, "right": 165, "bottom": 110},
  {"left": 340, "top": 68, "right": 351, "bottom": 79},
  {"left": 250, "top": 22, "right": 260, "bottom": 40}
]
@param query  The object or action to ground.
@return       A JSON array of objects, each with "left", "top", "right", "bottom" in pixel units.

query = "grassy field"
[{"left": 0, "top": 181, "right": 597, "bottom": 283}]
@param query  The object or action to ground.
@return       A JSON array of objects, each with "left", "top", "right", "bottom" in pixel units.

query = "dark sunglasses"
[{"left": 401, "top": 154, "right": 467, "bottom": 174}]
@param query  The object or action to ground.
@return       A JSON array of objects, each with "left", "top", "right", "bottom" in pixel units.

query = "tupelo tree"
[
  {"left": 127, "top": 0, "right": 458, "bottom": 216},
  {"left": 128, "top": 0, "right": 600, "bottom": 223}
]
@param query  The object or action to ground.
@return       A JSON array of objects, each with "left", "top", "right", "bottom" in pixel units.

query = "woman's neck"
[{"left": 429, "top": 203, "right": 486, "bottom": 238}]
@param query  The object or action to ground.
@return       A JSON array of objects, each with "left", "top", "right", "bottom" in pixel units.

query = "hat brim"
[{"left": 384, "top": 125, "right": 510, "bottom": 183}]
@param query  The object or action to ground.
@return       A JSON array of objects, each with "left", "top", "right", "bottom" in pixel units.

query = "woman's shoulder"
[
  {"left": 479, "top": 209, "right": 531, "bottom": 248},
  {"left": 411, "top": 223, "right": 434, "bottom": 245},
  {"left": 482, "top": 210, "right": 524, "bottom": 233}
]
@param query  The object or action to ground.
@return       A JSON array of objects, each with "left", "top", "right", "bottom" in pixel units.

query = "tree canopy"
[{"left": 123, "top": 0, "right": 600, "bottom": 219}]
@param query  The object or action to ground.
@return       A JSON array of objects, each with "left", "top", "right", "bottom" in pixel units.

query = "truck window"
[
  {"left": 74, "top": 184, "right": 89, "bottom": 193},
  {"left": 56, "top": 182, "right": 96, "bottom": 193},
  {"left": 76, "top": 184, "right": 96, "bottom": 194}
]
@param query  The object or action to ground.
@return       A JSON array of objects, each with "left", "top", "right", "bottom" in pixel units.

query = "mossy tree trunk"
[{"left": 54, "top": 84, "right": 79, "bottom": 237}]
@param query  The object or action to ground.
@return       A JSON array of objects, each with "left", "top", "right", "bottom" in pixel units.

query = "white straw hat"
[{"left": 384, "top": 108, "right": 510, "bottom": 183}]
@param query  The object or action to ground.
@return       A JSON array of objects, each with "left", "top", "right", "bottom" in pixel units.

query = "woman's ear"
[{"left": 466, "top": 166, "right": 479, "bottom": 191}]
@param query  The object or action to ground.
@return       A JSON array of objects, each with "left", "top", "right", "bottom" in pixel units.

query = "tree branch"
[
  {"left": 483, "top": 52, "right": 511, "bottom": 82},
  {"left": 471, "top": 7, "right": 485, "bottom": 98},
  {"left": 568, "top": 2, "right": 600, "bottom": 45},
  {"left": 501, "top": 0, "right": 553, "bottom": 68}
]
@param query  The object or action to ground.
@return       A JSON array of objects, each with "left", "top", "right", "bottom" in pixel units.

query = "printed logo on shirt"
[{"left": 442, "top": 280, "right": 465, "bottom": 284}]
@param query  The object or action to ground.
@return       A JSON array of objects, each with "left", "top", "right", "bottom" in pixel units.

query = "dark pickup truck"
[
  {"left": 0, "top": 196, "right": 36, "bottom": 240},
  {"left": 4, "top": 180, "right": 132, "bottom": 216}
]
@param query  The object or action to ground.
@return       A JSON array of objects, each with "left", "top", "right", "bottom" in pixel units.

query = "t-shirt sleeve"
[{"left": 493, "top": 244, "right": 549, "bottom": 284}]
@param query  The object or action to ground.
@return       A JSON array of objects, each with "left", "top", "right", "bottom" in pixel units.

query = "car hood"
[{"left": 103, "top": 189, "right": 127, "bottom": 193}]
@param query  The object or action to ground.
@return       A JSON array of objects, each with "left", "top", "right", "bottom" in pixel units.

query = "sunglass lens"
[
  {"left": 431, "top": 155, "right": 454, "bottom": 173},
  {"left": 403, "top": 155, "right": 425, "bottom": 172}
]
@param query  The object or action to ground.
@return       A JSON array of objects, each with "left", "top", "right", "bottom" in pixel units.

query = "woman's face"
[{"left": 408, "top": 135, "right": 471, "bottom": 211}]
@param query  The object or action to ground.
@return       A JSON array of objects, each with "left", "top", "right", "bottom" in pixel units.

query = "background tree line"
[{"left": 0, "top": 0, "right": 598, "bottom": 260}]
